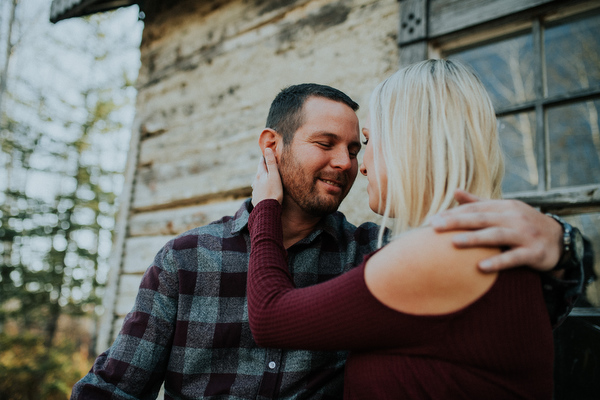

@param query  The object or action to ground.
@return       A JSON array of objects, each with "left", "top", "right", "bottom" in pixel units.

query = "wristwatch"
[{"left": 546, "top": 213, "right": 585, "bottom": 271}]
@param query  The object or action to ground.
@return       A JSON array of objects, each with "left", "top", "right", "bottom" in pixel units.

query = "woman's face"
[{"left": 360, "top": 114, "right": 388, "bottom": 215}]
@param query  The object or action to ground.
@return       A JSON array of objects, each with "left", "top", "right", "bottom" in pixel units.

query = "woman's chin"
[
  {"left": 369, "top": 203, "right": 395, "bottom": 218},
  {"left": 368, "top": 202, "right": 384, "bottom": 216}
]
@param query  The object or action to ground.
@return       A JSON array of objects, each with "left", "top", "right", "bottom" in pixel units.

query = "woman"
[{"left": 247, "top": 59, "right": 553, "bottom": 399}]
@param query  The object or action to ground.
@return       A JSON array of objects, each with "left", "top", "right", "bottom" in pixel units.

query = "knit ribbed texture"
[{"left": 248, "top": 199, "right": 554, "bottom": 399}]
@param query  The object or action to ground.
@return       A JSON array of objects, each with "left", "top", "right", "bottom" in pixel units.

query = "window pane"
[
  {"left": 546, "top": 14, "right": 600, "bottom": 98},
  {"left": 448, "top": 33, "right": 535, "bottom": 109},
  {"left": 563, "top": 212, "right": 600, "bottom": 308},
  {"left": 498, "top": 112, "right": 538, "bottom": 193},
  {"left": 547, "top": 100, "right": 600, "bottom": 188}
]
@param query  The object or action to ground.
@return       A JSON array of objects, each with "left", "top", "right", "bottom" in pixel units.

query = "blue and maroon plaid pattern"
[
  {"left": 71, "top": 199, "right": 380, "bottom": 399},
  {"left": 71, "top": 199, "right": 584, "bottom": 399}
]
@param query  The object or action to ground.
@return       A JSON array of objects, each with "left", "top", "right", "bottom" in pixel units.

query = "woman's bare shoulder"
[{"left": 364, "top": 227, "right": 500, "bottom": 315}]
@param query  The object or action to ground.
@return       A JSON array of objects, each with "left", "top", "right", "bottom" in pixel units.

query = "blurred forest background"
[{"left": 0, "top": 1, "right": 142, "bottom": 398}]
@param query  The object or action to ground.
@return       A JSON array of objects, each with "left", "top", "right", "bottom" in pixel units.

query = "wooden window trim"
[
  {"left": 505, "top": 184, "right": 600, "bottom": 214},
  {"left": 431, "top": 6, "right": 600, "bottom": 202},
  {"left": 495, "top": 86, "right": 600, "bottom": 117}
]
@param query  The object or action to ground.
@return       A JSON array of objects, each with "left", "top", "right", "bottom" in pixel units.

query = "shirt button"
[{"left": 268, "top": 361, "right": 276, "bottom": 369}]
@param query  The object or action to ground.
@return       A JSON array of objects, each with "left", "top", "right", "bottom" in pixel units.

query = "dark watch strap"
[{"left": 545, "top": 213, "right": 581, "bottom": 272}]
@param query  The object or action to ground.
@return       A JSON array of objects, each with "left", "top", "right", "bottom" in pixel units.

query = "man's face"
[{"left": 278, "top": 96, "right": 361, "bottom": 217}]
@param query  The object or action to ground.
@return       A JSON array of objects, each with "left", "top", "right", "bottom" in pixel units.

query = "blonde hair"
[{"left": 369, "top": 59, "right": 504, "bottom": 245}]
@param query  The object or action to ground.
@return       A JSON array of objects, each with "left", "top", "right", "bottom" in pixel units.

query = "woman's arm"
[
  {"left": 247, "top": 199, "right": 500, "bottom": 350},
  {"left": 247, "top": 199, "right": 385, "bottom": 350}
]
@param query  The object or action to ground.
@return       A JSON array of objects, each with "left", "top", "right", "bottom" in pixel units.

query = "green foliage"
[
  {"left": 0, "top": 332, "right": 92, "bottom": 400},
  {"left": 0, "top": 0, "right": 141, "bottom": 353},
  {"left": 0, "top": 103, "right": 122, "bottom": 342}
]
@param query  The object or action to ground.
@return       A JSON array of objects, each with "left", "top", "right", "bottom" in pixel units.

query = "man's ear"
[{"left": 258, "top": 128, "right": 283, "bottom": 161}]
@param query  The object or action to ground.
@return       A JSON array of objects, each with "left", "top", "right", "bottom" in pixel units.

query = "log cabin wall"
[{"left": 98, "top": 0, "right": 401, "bottom": 351}]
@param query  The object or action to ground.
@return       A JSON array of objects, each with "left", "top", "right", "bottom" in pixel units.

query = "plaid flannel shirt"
[
  {"left": 71, "top": 199, "right": 380, "bottom": 399},
  {"left": 71, "top": 199, "right": 584, "bottom": 400}
]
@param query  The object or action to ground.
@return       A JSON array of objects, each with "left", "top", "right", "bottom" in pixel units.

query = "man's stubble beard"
[{"left": 279, "top": 147, "right": 351, "bottom": 217}]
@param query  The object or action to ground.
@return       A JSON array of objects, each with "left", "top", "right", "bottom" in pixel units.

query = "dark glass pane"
[
  {"left": 546, "top": 14, "right": 600, "bottom": 98},
  {"left": 548, "top": 100, "right": 600, "bottom": 188},
  {"left": 563, "top": 212, "right": 600, "bottom": 308},
  {"left": 448, "top": 33, "right": 535, "bottom": 109},
  {"left": 498, "top": 112, "right": 538, "bottom": 193},
  {"left": 553, "top": 315, "right": 600, "bottom": 399}
]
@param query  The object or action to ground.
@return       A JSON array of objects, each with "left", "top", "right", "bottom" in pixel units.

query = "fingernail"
[
  {"left": 429, "top": 215, "right": 446, "bottom": 229},
  {"left": 453, "top": 234, "right": 468, "bottom": 244},
  {"left": 479, "top": 260, "right": 492, "bottom": 270}
]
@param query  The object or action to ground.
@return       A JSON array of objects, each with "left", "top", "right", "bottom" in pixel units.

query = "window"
[{"left": 440, "top": 8, "right": 600, "bottom": 313}]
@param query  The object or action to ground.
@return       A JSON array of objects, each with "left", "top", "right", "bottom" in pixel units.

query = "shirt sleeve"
[
  {"left": 71, "top": 244, "right": 179, "bottom": 400},
  {"left": 247, "top": 199, "right": 432, "bottom": 351},
  {"left": 542, "top": 235, "right": 593, "bottom": 329}
]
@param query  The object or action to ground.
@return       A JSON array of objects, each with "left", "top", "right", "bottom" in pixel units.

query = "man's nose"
[{"left": 331, "top": 148, "right": 352, "bottom": 170}]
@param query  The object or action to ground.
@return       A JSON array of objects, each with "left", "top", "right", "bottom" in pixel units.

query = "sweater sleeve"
[{"left": 247, "top": 199, "right": 424, "bottom": 351}]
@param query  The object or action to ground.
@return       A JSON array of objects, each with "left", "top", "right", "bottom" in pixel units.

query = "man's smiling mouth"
[{"left": 322, "top": 179, "right": 341, "bottom": 187}]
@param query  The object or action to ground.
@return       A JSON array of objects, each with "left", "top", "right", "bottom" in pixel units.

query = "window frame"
[
  {"left": 427, "top": 3, "right": 600, "bottom": 317},
  {"left": 437, "top": 9, "right": 600, "bottom": 209}
]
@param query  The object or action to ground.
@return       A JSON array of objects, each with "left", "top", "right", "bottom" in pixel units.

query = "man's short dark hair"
[{"left": 266, "top": 83, "right": 359, "bottom": 145}]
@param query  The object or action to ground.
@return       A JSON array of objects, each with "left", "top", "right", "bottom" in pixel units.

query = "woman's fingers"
[
  {"left": 264, "top": 147, "right": 278, "bottom": 175},
  {"left": 252, "top": 148, "right": 283, "bottom": 206}
]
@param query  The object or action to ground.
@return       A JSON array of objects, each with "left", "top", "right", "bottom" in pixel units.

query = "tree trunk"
[{"left": 0, "top": 0, "right": 18, "bottom": 119}]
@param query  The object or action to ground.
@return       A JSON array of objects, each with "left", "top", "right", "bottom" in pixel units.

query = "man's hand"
[
  {"left": 252, "top": 147, "right": 283, "bottom": 206},
  {"left": 428, "top": 189, "right": 563, "bottom": 273}
]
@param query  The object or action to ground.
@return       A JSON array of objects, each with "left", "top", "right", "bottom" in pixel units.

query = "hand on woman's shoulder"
[{"left": 364, "top": 227, "right": 501, "bottom": 316}]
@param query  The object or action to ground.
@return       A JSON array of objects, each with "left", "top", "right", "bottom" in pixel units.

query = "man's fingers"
[
  {"left": 477, "top": 248, "right": 531, "bottom": 272},
  {"left": 428, "top": 197, "right": 561, "bottom": 272},
  {"left": 430, "top": 212, "right": 503, "bottom": 231},
  {"left": 451, "top": 227, "right": 520, "bottom": 248},
  {"left": 441, "top": 200, "right": 505, "bottom": 216},
  {"left": 453, "top": 189, "right": 481, "bottom": 205},
  {"left": 440, "top": 198, "right": 523, "bottom": 218}
]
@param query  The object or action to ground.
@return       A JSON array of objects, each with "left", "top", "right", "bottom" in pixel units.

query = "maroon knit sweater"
[{"left": 247, "top": 200, "right": 554, "bottom": 399}]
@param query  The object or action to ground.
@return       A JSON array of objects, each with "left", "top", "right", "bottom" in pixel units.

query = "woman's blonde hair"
[{"left": 369, "top": 59, "right": 504, "bottom": 245}]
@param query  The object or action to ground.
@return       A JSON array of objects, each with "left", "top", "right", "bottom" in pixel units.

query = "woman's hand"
[{"left": 252, "top": 147, "right": 283, "bottom": 206}]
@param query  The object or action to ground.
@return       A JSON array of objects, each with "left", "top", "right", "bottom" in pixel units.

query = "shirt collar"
[
  {"left": 287, "top": 211, "right": 346, "bottom": 248},
  {"left": 231, "top": 198, "right": 253, "bottom": 234},
  {"left": 231, "top": 199, "right": 347, "bottom": 245}
]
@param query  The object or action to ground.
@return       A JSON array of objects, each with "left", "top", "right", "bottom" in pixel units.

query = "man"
[{"left": 72, "top": 84, "right": 588, "bottom": 399}]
